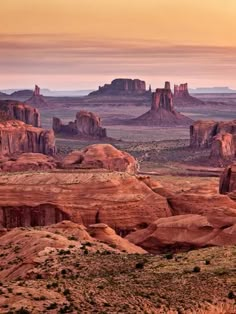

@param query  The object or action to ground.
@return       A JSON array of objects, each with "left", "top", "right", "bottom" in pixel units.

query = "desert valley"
[{"left": 0, "top": 78, "right": 235, "bottom": 313}]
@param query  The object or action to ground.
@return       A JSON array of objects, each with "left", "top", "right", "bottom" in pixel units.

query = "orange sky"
[{"left": 1, "top": 0, "right": 236, "bottom": 90}]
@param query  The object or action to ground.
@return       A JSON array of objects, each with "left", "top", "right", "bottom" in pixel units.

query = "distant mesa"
[
  {"left": 10, "top": 89, "right": 33, "bottom": 99},
  {"left": 53, "top": 110, "right": 107, "bottom": 138},
  {"left": 174, "top": 83, "right": 204, "bottom": 106},
  {"left": 26, "top": 85, "right": 48, "bottom": 108},
  {"left": 129, "top": 81, "right": 193, "bottom": 126},
  {"left": 89, "top": 78, "right": 151, "bottom": 96}
]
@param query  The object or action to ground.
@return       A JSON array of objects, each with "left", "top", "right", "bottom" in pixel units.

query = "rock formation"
[
  {"left": 61, "top": 144, "right": 138, "bottom": 174},
  {"left": 53, "top": 110, "right": 107, "bottom": 138},
  {"left": 26, "top": 85, "right": 48, "bottom": 108},
  {"left": 0, "top": 153, "right": 57, "bottom": 172},
  {"left": 89, "top": 78, "right": 149, "bottom": 96},
  {"left": 219, "top": 164, "right": 236, "bottom": 194},
  {"left": 126, "top": 213, "right": 236, "bottom": 253},
  {"left": 174, "top": 83, "right": 204, "bottom": 106},
  {"left": 0, "top": 171, "right": 171, "bottom": 231},
  {"left": 130, "top": 82, "right": 193, "bottom": 126},
  {"left": 0, "top": 121, "right": 56, "bottom": 156},
  {"left": 0, "top": 100, "right": 40, "bottom": 127},
  {"left": 210, "top": 133, "right": 235, "bottom": 161},
  {"left": 190, "top": 120, "right": 236, "bottom": 148}
]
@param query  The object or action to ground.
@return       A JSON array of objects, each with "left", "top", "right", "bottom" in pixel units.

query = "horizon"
[{"left": 1, "top": 0, "right": 236, "bottom": 89}]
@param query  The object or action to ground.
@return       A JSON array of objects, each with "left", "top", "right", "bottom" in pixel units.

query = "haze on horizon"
[{"left": 1, "top": 0, "right": 236, "bottom": 90}]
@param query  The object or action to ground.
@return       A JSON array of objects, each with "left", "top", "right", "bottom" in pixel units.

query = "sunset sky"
[{"left": 1, "top": 0, "right": 236, "bottom": 90}]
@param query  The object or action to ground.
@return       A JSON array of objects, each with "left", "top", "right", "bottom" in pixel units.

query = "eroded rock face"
[
  {"left": 0, "top": 120, "right": 56, "bottom": 156},
  {"left": 0, "top": 100, "right": 40, "bottom": 127},
  {"left": 0, "top": 153, "right": 57, "bottom": 172},
  {"left": 210, "top": 133, "right": 235, "bottom": 162},
  {"left": 126, "top": 213, "right": 236, "bottom": 253},
  {"left": 53, "top": 111, "right": 107, "bottom": 138},
  {"left": 219, "top": 164, "right": 236, "bottom": 194},
  {"left": 26, "top": 85, "right": 48, "bottom": 108},
  {"left": 190, "top": 120, "right": 236, "bottom": 148},
  {"left": 89, "top": 78, "right": 148, "bottom": 96},
  {"left": 0, "top": 172, "right": 171, "bottom": 231},
  {"left": 174, "top": 83, "right": 204, "bottom": 106},
  {"left": 130, "top": 82, "right": 193, "bottom": 126},
  {"left": 62, "top": 144, "right": 138, "bottom": 174}
]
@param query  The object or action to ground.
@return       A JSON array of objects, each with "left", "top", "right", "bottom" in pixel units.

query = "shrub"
[
  {"left": 228, "top": 291, "right": 235, "bottom": 299},
  {"left": 193, "top": 266, "right": 201, "bottom": 273},
  {"left": 135, "top": 262, "right": 144, "bottom": 269}
]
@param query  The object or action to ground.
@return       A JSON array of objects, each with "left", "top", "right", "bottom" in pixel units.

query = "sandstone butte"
[
  {"left": 0, "top": 99, "right": 40, "bottom": 127},
  {"left": 26, "top": 85, "right": 48, "bottom": 108},
  {"left": 173, "top": 83, "right": 204, "bottom": 106},
  {"left": 89, "top": 78, "right": 150, "bottom": 96},
  {"left": 53, "top": 110, "right": 107, "bottom": 138},
  {"left": 190, "top": 120, "right": 236, "bottom": 164},
  {"left": 220, "top": 163, "right": 236, "bottom": 194},
  {"left": 130, "top": 81, "right": 193, "bottom": 126},
  {"left": 0, "top": 171, "right": 171, "bottom": 232},
  {"left": 61, "top": 143, "right": 138, "bottom": 174},
  {"left": 0, "top": 120, "right": 56, "bottom": 156}
]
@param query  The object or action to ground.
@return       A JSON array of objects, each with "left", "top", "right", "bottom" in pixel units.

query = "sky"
[{"left": 1, "top": 0, "right": 236, "bottom": 90}]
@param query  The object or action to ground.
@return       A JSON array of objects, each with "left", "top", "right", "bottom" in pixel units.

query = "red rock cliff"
[{"left": 0, "top": 120, "right": 56, "bottom": 156}]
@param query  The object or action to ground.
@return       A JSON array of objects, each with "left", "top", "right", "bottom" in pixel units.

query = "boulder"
[
  {"left": 0, "top": 171, "right": 171, "bottom": 231},
  {"left": 62, "top": 144, "right": 138, "bottom": 174},
  {"left": 0, "top": 120, "right": 56, "bottom": 156},
  {"left": 130, "top": 82, "right": 193, "bottom": 126},
  {"left": 53, "top": 110, "right": 107, "bottom": 138},
  {"left": 89, "top": 78, "right": 149, "bottom": 96},
  {"left": 0, "top": 100, "right": 40, "bottom": 127}
]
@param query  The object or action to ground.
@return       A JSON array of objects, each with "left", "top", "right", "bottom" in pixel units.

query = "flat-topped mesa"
[
  {"left": 151, "top": 82, "right": 174, "bottom": 112},
  {"left": 26, "top": 85, "right": 48, "bottom": 108},
  {"left": 174, "top": 83, "right": 204, "bottom": 106},
  {"left": 129, "top": 82, "right": 193, "bottom": 126},
  {"left": 53, "top": 110, "right": 107, "bottom": 138},
  {"left": 0, "top": 100, "right": 40, "bottom": 127},
  {"left": 89, "top": 78, "right": 149, "bottom": 96},
  {"left": 0, "top": 120, "right": 56, "bottom": 156},
  {"left": 174, "top": 83, "right": 189, "bottom": 97}
]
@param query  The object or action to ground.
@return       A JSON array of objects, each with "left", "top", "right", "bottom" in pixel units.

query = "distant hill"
[
  {"left": 0, "top": 89, "right": 93, "bottom": 97},
  {"left": 189, "top": 87, "right": 236, "bottom": 94}
]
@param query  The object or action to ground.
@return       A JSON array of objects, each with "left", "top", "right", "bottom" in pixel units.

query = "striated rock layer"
[
  {"left": 220, "top": 164, "right": 236, "bottom": 194},
  {"left": 0, "top": 100, "right": 40, "bottom": 127},
  {"left": 130, "top": 82, "right": 193, "bottom": 126},
  {"left": 89, "top": 78, "right": 149, "bottom": 96},
  {"left": 0, "top": 171, "right": 171, "bottom": 231},
  {"left": 62, "top": 144, "right": 138, "bottom": 174},
  {"left": 53, "top": 110, "right": 107, "bottom": 138},
  {"left": 0, "top": 120, "right": 56, "bottom": 156}
]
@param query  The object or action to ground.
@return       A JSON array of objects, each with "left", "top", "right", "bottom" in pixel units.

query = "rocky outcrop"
[
  {"left": 210, "top": 133, "right": 235, "bottom": 162},
  {"left": 62, "top": 144, "right": 138, "bottom": 174},
  {"left": 126, "top": 213, "right": 236, "bottom": 253},
  {"left": 0, "top": 171, "right": 171, "bottom": 231},
  {"left": 89, "top": 78, "right": 149, "bottom": 96},
  {"left": 0, "top": 153, "right": 57, "bottom": 172},
  {"left": 26, "top": 85, "right": 48, "bottom": 108},
  {"left": 53, "top": 110, "right": 107, "bottom": 138},
  {"left": 89, "top": 223, "right": 147, "bottom": 254},
  {"left": 0, "top": 100, "right": 40, "bottom": 127},
  {"left": 0, "top": 121, "right": 56, "bottom": 156},
  {"left": 190, "top": 120, "right": 236, "bottom": 148},
  {"left": 174, "top": 83, "right": 204, "bottom": 106},
  {"left": 130, "top": 82, "right": 193, "bottom": 126},
  {"left": 219, "top": 164, "right": 236, "bottom": 194}
]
